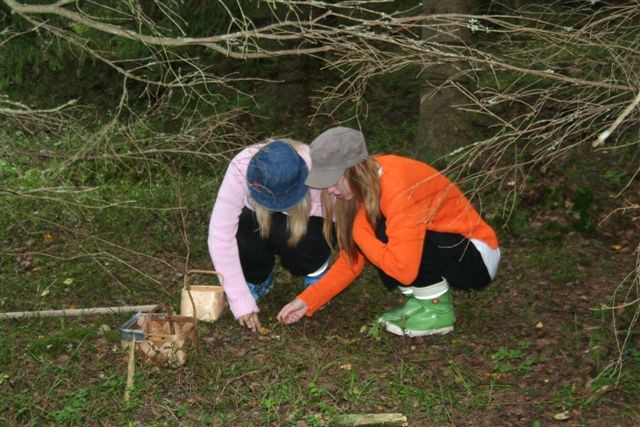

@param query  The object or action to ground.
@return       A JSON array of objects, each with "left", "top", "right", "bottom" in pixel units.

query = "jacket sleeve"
[
  {"left": 352, "top": 198, "right": 427, "bottom": 285},
  {"left": 297, "top": 249, "right": 365, "bottom": 316},
  {"left": 208, "top": 151, "right": 259, "bottom": 319}
]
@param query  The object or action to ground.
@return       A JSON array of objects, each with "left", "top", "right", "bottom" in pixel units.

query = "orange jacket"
[{"left": 298, "top": 155, "right": 498, "bottom": 316}]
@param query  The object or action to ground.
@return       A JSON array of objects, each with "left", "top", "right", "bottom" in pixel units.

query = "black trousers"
[
  {"left": 374, "top": 217, "right": 491, "bottom": 291},
  {"left": 236, "top": 207, "right": 331, "bottom": 283}
]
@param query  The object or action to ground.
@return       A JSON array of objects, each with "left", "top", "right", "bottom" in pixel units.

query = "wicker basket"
[{"left": 120, "top": 304, "right": 196, "bottom": 368}]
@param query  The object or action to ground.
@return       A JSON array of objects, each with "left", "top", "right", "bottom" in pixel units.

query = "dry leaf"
[
  {"left": 258, "top": 326, "right": 280, "bottom": 341},
  {"left": 259, "top": 326, "right": 271, "bottom": 335},
  {"left": 535, "top": 322, "right": 544, "bottom": 329}
]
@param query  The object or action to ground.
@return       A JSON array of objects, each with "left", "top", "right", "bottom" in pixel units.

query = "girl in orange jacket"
[{"left": 277, "top": 127, "right": 500, "bottom": 336}]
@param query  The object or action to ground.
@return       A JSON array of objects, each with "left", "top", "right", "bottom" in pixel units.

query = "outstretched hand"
[
  {"left": 238, "top": 311, "right": 261, "bottom": 333},
  {"left": 277, "top": 298, "right": 309, "bottom": 324}
]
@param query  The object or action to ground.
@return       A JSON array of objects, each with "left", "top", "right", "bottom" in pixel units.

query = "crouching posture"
[
  {"left": 208, "top": 140, "right": 330, "bottom": 333},
  {"left": 278, "top": 127, "right": 500, "bottom": 336}
]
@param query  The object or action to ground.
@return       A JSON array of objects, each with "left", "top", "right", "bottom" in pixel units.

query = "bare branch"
[{"left": 593, "top": 90, "right": 640, "bottom": 147}]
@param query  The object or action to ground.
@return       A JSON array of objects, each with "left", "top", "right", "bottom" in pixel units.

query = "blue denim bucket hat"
[{"left": 246, "top": 141, "right": 309, "bottom": 211}]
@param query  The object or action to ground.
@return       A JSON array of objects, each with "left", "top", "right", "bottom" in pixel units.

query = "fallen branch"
[
  {"left": 0, "top": 304, "right": 158, "bottom": 320},
  {"left": 333, "top": 413, "right": 408, "bottom": 426},
  {"left": 124, "top": 335, "right": 136, "bottom": 404}
]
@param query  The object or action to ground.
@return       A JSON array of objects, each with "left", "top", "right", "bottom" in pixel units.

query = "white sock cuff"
[
  {"left": 307, "top": 259, "right": 329, "bottom": 277},
  {"left": 412, "top": 278, "right": 449, "bottom": 300},
  {"left": 398, "top": 286, "right": 413, "bottom": 296}
]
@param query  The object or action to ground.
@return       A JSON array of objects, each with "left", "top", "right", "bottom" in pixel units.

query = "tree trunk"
[{"left": 417, "top": 0, "right": 476, "bottom": 166}]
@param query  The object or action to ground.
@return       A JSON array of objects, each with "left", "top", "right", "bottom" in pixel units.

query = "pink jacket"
[{"left": 207, "top": 142, "right": 324, "bottom": 319}]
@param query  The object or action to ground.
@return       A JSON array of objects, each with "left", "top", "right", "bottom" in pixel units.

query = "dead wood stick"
[
  {"left": 0, "top": 305, "right": 158, "bottom": 319},
  {"left": 333, "top": 413, "right": 408, "bottom": 426},
  {"left": 124, "top": 335, "right": 136, "bottom": 403}
]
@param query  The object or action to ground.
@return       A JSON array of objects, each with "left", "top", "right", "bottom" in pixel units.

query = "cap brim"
[{"left": 305, "top": 167, "right": 343, "bottom": 189}]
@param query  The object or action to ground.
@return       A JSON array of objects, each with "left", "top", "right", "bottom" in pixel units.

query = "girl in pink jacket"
[{"left": 208, "top": 139, "right": 330, "bottom": 332}]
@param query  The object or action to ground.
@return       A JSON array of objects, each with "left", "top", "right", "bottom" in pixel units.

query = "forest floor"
[
  {"left": 1, "top": 147, "right": 639, "bottom": 426},
  {"left": 0, "top": 68, "right": 640, "bottom": 427}
]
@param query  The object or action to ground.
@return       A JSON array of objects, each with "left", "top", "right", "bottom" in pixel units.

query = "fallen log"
[{"left": 0, "top": 305, "right": 158, "bottom": 320}]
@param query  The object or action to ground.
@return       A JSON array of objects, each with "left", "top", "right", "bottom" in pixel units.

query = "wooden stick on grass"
[
  {"left": 333, "top": 413, "right": 408, "bottom": 426},
  {"left": 124, "top": 335, "right": 136, "bottom": 404},
  {"left": 0, "top": 305, "right": 158, "bottom": 320}
]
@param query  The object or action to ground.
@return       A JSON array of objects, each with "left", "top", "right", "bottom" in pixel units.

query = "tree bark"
[{"left": 417, "top": 0, "right": 476, "bottom": 166}]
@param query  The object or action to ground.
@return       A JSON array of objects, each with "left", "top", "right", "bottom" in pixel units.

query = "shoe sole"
[
  {"left": 383, "top": 321, "right": 454, "bottom": 337},
  {"left": 377, "top": 316, "right": 401, "bottom": 324}
]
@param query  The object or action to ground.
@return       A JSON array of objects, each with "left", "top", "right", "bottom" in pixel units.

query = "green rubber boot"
[
  {"left": 385, "top": 288, "right": 455, "bottom": 337},
  {"left": 378, "top": 296, "right": 423, "bottom": 325}
]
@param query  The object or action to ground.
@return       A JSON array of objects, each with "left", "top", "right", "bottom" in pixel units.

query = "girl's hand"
[
  {"left": 238, "top": 311, "right": 261, "bottom": 333},
  {"left": 277, "top": 298, "right": 308, "bottom": 324}
]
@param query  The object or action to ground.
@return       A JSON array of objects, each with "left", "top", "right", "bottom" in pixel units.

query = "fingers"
[
  {"left": 238, "top": 312, "right": 261, "bottom": 333},
  {"left": 277, "top": 307, "right": 299, "bottom": 324},
  {"left": 276, "top": 302, "right": 295, "bottom": 323},
  {"left": 282, "top": 312, "right": 302, "bottom": 324},
  {"left": 249, "top": 313, "right": 261, "bottom": 332},
  {"left": 276, "top": 308, "right": 288, "bottom": 323},
  {"left": 277, "top": 299, "right": 308, "bottom": 324},
  {"left": 238, "top": 314, "right": 248, "bottom": 328}
]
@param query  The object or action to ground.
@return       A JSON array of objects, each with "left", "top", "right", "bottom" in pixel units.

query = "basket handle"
[
  {"left": 144, "top": 304, "right": 175, "bottom": 335},
  {"left": 183, "top": 269, "right": 224, "bottom": 289}
]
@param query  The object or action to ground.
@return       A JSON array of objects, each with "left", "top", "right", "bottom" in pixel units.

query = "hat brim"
[
  {"left": 305, "top": 167, "right": 344, "bottom": 189},
  {"left": 251, "top": 184, "right": 308, "bottom": 211}
]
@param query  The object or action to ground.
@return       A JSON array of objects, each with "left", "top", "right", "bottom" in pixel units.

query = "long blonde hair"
[
  {"left": 254, "top": 139, "right": 311, "bottom": 247},
  {"left": 255, "top": 196, "right": 310, "bottom": 246},
  {"left": 322, "top": 157, "right": 381, "bottom": 260}
]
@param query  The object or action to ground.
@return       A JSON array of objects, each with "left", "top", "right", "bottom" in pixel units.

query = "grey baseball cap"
[{"left": 305, "top": 127, "right": 368, "bottom": 188}]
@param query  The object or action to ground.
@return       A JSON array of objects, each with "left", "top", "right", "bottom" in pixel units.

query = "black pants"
[
  {"left": 374, "top": 217, "right": 491, "bottom": 291},
  {"left": 236, "top": 207, "right": 331, "bottom": 283}
]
